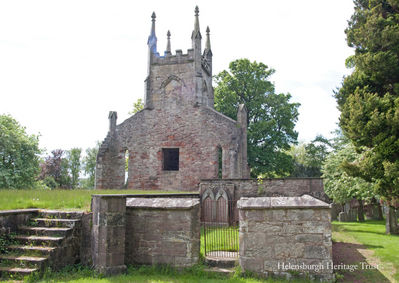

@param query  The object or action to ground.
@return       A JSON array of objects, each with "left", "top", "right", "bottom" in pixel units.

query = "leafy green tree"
[
  {"left": 214, "top": 59, "right": 300, "bottom": 177},
  {"left": 289, "top": 135, "right": 331, "bottom": 177},
  {"left": 0, "top": 114, "right": 41, "bottom": 188},
  {"left": 129, "top": 98, "right": 144, "bottom": 115},
  {"left": 68, "top": 148, "right": 81, "bottom": 189},
  {"left": 323, "top": 141, "right": 376, "bottom": 221},
  {"left": 40, "top": 149, "right": 71, "bottom": 188},
  {"left": 82, "top": 145, "right": 99, "bottom": 189},
  {"left": 335, "top": 0, "right": 399, "bottom": 233}
]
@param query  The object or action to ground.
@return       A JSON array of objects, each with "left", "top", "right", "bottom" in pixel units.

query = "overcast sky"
[{"left": 0, "top": 0, "right": 355, "bottom": 153}]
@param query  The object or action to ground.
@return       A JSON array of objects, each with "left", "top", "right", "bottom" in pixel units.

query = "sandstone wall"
[
  {"left": 96, "top": 103, "right": 248, "bottom": 190},
  {"left": 200, "top": 178, "right": 329, "bottom": 203},
  {"left": 0, "top": 209, "right": 38, "bottom": 234},
  {"left": 125, "top": 198, "right": 200, "bottom": 267},
  {"left": 238, "top": 195, "right": 334, "bottom": 282}
]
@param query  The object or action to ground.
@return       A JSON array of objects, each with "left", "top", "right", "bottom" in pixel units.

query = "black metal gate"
[{"left": 201, "top": 198, "right": 239, "bottom": 258}]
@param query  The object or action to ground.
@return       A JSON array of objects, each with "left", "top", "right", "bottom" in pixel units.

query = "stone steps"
[
  {"left": 14, "top": 235, "right": 64, "bottom": 247},
  {"left": 0, "top": 210, "right": 83, "bottom": 281},
  {"left": 38, "top": 210, "right": 84, "bottom": 220},
  {"left": 205, "top": 253, "right": 238, "bottom": 268},
  {"left": 204, "top": 266, "right": 235, "bottom": 275},
  {"left": 18, "top": 226, "right": 72, "bottom": 237},
  {"left": 8, "top": 245, "right": 56, "bottom": 256},
  {"left": 30, "top": 218, "right": 81, "bottom": 228},
  {"left": 0, "top": 254, "right": 48, "bottom": 264},
  {"left": 0, "top": 266, "right": 38, "bottom": 276}
]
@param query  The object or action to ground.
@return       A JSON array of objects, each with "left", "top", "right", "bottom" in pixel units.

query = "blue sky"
[{"left": 0, "top": 0, "right": 354, "bottom": 152}]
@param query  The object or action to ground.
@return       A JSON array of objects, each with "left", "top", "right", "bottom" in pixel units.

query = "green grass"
[
  {"left": 332, "top": 220, "right": 399, "bottom": 282},
  {"left": 22, "top": 264, "right": 310, "bottom": 283},
  {"left": 0, "top": 189, "right": 195, "bottom": 211},
  {"left": 201, "top": 226, "right": 239, "bottom": 256}
]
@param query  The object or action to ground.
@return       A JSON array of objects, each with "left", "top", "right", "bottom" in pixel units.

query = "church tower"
[
  {"left": 95, "top": 7, "right": 249, "bottom": 190},
  {"left": 143, "top": 6, "right": 214, "bottom": 110}
]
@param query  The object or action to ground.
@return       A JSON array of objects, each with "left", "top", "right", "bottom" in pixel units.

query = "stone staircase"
[{"left": 0, "top": 210, "right": 83, "bottom": 281}]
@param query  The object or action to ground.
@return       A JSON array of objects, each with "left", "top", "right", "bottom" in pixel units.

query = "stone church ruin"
[
  {"left": 0, "top": 7, "right": 334, "bottom": 283},
  {"left": 95, "top": 6, "right": 249, "bottom": 191}
]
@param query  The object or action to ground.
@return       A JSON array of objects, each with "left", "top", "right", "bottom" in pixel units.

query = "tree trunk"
[
  {"left": 385, "top": 206, "right": 399, "bottom": 234},
  {"left": 357, "top": 199, "right": 365, "bottom": 222},
  {"left": 377, "top": 202, "right": 384, "bottom": 220}
]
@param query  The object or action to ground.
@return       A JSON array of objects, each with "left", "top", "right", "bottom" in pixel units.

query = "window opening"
[
  {"left": 217, "top": 146, "right": 223, "bottom": 179},
  {"left": 163, "top": 148, "right": 179, "bottom": 171}
]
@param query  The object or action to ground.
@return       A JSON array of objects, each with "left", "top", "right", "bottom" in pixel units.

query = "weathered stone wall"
[
  {"left": 238, "top": 195, "right": 333, "bottom": 282},
  {"left": 0, "top": 209, "right": 38, "bottom": 234},
  {"left": 91, "top": 195, "right": 126, "bottom": 275},
  {"left": 80, "top": 212, "right": 93, "bottom": 266},
  {"left": 200, "top": 178, "right": 329, "bottom": 203},
  {"left": 125, "top": 198, "right": 200, "bottom": 267}
]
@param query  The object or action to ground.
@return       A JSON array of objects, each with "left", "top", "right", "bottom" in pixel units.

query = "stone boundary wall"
[
  {"left": 238, "top": 195, "right": 334, "bottom": 282},
  {"left": 80, "top": 212, "right": 93, "bottom": 266},
  {"left": 0, "top": 209, "right": 39, "bottom": 234},
  {"left": 125, "top": 198, "right": 200, "bottom": 267},
  {"left": 200, "top": 178, "right": 329, "bottom": 203},
  {"left": 90, "top": 194, "right": 200, "bottom": 274}
]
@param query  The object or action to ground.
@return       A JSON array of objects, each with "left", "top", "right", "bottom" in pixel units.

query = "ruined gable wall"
[{"left": 113, "top": 102, "right": 243, "bottom": 191}]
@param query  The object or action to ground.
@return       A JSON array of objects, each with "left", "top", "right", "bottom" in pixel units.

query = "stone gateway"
[{"left": 95, "top": 7, "right": 249, "bottom": 190}]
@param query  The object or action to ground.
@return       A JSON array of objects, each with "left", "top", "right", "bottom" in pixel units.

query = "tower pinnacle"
[
  {"left": 148, "top": 12, "right": 157, "bottom": 53},
  {"left": 192, "top": 6, "right": 201, "bottom": 40},
  {"left": 205, "top": 26, "right": 211, "bottom": 50},
  {"left": 166, "top": 30, "right": 171, "bottom": 53}
]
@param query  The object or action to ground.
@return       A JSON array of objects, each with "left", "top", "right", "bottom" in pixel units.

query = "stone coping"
[
  {"left": 126, "top": 198, "right": 200, "bottom": 210},
  {"left": 237, "top": 195, "right": 330, "bottom": 209},
  {"left": 0, "top": 209, "right": 39, "bottom": 216},
  {"left": 201, "top": 177, "right": 322, "bottom": 181},
  {"left": 92, "top": 193, "right": 199, "bottom": 198}
]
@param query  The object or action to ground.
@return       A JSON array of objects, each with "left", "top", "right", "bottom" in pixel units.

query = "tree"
[
  {"left": 322, "top": 140, "right": 376, "bottom": 221},
  {"left": 82, "top": 145, "right": 99, "bottom": 189},
  {"left": 214, "top": 59, "right": 300, "bottom": 177},
  {"left": 68, "top": 148, "right": 81, "bottom": 189},
  {"left": 335, "top": 0, "right": 399, "bottom": 233},
  {"left": 129, "top": 98, "right": 144, "bottom": 115},
  {"left": 40, "top": 149, "right": 66, "bottom": 188},
  {"left": 0, "top": 114, "right": 41, "bottom": 188},
  {"left": 289, "top": 135, "right": 331, "bottom": 177}
]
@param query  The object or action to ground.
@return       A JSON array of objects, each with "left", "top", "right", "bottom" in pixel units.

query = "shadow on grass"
[{"left": 333, "top": 242, "right": 390, "bottom": 283}]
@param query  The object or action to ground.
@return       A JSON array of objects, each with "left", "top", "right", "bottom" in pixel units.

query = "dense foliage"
[
  {"left": 214, "top": 59, "right": 300, "bottom": 177},
  {"left": 82, "top": 145, "right": 99, "bottom": 189},
  {"left": 289, "top": 135, "right": 331, "bottom": 177},
  {"left": 336, "top": 0, "right": 399, "bottom": 232},
  {"left": 322, "top": 140, "right": 376, "bottom": 204},
  {"left": 40, "top": 147, "right": 97, "bottom": 189},
  {"left": 336, "top": 0, "right": 399, "bottom": 202},
  {"left": 0, "top": 114, "right": 41, "bottom": 188}
]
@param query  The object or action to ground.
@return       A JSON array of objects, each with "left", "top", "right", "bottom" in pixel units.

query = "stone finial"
[
  {"left": 192, "top": 6, "right": 201, "bottom": 40},
  {"left": 108, "top": 111, "right": 118, "bottom": 133},
  {"left": 151, "top": 12, "right": 156, "bottom": 34},
  {"left": 166, "top": 30, "right": 171, "bottom": 53},
  {"left": 148, "top": 12, "right": 157, "bottom": 53},
  {"left": 205, "top": 26, "right": 211, "bottom": 50}
]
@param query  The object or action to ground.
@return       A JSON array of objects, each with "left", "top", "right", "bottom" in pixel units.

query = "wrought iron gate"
[{"left": 201, "top": 197, "right": 239, "bottom": 258}]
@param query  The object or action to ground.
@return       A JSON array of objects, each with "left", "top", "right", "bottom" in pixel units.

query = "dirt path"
[{"left": 333, "top": 232, "right": 396, "bottom": 282}]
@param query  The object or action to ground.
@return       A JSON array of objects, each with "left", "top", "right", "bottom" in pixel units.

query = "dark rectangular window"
[{"left": 163, "top": 148, "right": 179, "bottom": 171}]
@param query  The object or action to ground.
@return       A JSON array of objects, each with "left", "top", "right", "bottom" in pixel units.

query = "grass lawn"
[
  {"left": 0, "top": 189, "right": 195, "bottom": 211},
  {"left": 23, "top": 264, "right": 311, "bottom": 283},
  {"left": 201, "top": 226, "right": 239, "bottom": 256},
  {"left": 332, "top": 220, "right": 399, "bottom": 282}
]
